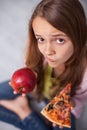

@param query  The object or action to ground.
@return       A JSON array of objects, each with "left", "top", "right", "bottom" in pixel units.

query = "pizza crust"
[{"left": 41, "top": 109, "right": 71, "bottom": 128}]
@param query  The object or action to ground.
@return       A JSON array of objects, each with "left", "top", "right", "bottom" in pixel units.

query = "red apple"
[{"left": 9, "top": 67, "right": 37, "bottom": 94}]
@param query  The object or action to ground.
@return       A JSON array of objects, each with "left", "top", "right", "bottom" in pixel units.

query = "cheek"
[
  {"left": 62, "top": 50, "right": 73, "bottom": 61},
  {"left": 56, "top": 45, "right": 74, "bottom": 62},
  {"left": 63, "top": 47, "right": 74, "bottom": 61},
  {"left": 38, "top": 44, "right": 44, "bottom": 54},
  {"left": 66, "top": 44, "right": 74, "bottom": 58}
]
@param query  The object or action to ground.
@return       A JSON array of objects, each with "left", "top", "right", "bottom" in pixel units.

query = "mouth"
[{"left": 46, "top": 57, "right": 55, "bottom": 62}]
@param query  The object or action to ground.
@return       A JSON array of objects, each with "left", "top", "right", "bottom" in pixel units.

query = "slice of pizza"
[{"left": 41, "top": 83, "right": 72, "bottom": 128}]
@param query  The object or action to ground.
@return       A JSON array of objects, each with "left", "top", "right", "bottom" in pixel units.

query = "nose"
[{"left": 45, "top": 42, "right": 55, "bottom": 55}]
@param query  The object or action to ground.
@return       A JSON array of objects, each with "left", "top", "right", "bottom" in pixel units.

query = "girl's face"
[{"left": 32, "top": 17, "right": 74, "bottom": 68}]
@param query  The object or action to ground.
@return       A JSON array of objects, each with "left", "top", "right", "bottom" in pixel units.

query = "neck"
[{"left": 53, "top": 64, "right": 65, "bottom": 77}]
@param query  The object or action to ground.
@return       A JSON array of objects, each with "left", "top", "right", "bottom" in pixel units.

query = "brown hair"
[{"left": 25, "top": 0, "right": 87, "bottom": 99}]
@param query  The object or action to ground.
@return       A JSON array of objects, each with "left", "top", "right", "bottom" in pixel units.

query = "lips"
[{"left": 46, "top": 57, "right": 55, "bottom": 62}]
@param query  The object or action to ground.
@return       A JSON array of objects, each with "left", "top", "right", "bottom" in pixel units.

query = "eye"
[
  {"left": 36, "top": 38, "right": 45, "bottom": 43},
  {"left": 56, "top": 38, "right": 64, "bottom": 44}
]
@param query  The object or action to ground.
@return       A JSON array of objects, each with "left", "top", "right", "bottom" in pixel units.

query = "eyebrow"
[{"left": 35, "top": 33, "right": 67, "bottom": 37}]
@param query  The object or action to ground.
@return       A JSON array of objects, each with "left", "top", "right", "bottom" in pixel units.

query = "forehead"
[{"left": 32, "top": 16, "right": 66, "bottom": 36}]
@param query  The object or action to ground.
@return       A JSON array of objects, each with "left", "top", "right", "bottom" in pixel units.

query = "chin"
[
  {"left": 48, "top": 63, "right": 58, "bottom": 68},
  {"left": 48, "top": 61, "right": 62, "bottom": 68}
]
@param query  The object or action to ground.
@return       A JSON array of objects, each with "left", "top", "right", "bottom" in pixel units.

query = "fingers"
[
  {"left": 9, "top": 81, "right": 27, "bottom": 97},
  {"left": 9, "top": 82, "right": 18, "bottom": 95},
  {"left": 52, "top": 123, "right": 56, "bottom": 127},
  {"left": 22, "top": 93, "right": 26, "bottom": 96},
  {"left": 59, "top": 125, "right": 64, "bottom": 129},
  {"left": 52, "top": 123, "right": 64, "bottom": 129},
  {"left": 70, "top": 99, "right": 76, "bottom": 110},
  {"left": 13, "top": 91, "right": 26, "bottom": 96},
  {"left": 8, "top": 81, "right": 11, "bottom": 86},
  {"left": 13, "top": 91, "right": 17, "bottom": 94}
]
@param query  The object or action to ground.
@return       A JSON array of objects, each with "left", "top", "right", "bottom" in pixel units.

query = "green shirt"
[{"left": 43, "top": 64, "right": 59, "bottom": 99}]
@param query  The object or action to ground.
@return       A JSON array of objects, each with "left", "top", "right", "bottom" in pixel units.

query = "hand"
[
  {"left": 52, "top": 123, "right": 64, "bottom": 129},
  {"left": 9, "top": 82, "right": 26, "bottom": 96},
  {"left": 13, "top": 90, "right": 26, "bottom": 97},
  {"left": 70, "top": 98, "right": 76, "bottom": 110}
]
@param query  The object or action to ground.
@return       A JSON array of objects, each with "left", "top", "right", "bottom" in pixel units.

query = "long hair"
[{"left": 25, "top": 0, "right": 87, "bottom": 99}]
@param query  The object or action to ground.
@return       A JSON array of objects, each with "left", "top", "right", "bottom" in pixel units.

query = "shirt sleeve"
[{"left": 71, "top": 70, "right": 87, "bottom": 118}]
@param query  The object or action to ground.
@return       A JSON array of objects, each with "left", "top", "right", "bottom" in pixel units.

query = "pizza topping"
[
  {"left": 47, "top": 104, "right": 54, "bottom": 111},
  {"left": 41, "top": 83, "right": 72, "bottom": 128},
  {"left": 57, "top": 101, "right": 64, "bottom": 106},
  {"left": 58, "top": 115, "right": 64, "bottom": 120},
  {"left": 66, "top": 92, "right": 70, "bottom": 95},
  {"left": 59, "top": 96, "right": 64, "bottom": 101}
]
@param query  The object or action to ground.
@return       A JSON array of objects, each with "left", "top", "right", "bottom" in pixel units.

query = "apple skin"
[{"left": 10, "top": 67, "right": 37, "bottom": 94}]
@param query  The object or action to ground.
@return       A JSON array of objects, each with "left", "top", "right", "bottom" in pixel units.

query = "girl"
[{"left": 0, "top": 0, "right": 87, "bottom": 130}]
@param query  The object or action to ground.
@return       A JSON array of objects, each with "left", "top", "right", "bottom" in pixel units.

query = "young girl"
[{"left": 0, "top": 0, "right": 87, "bottom": 130}]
